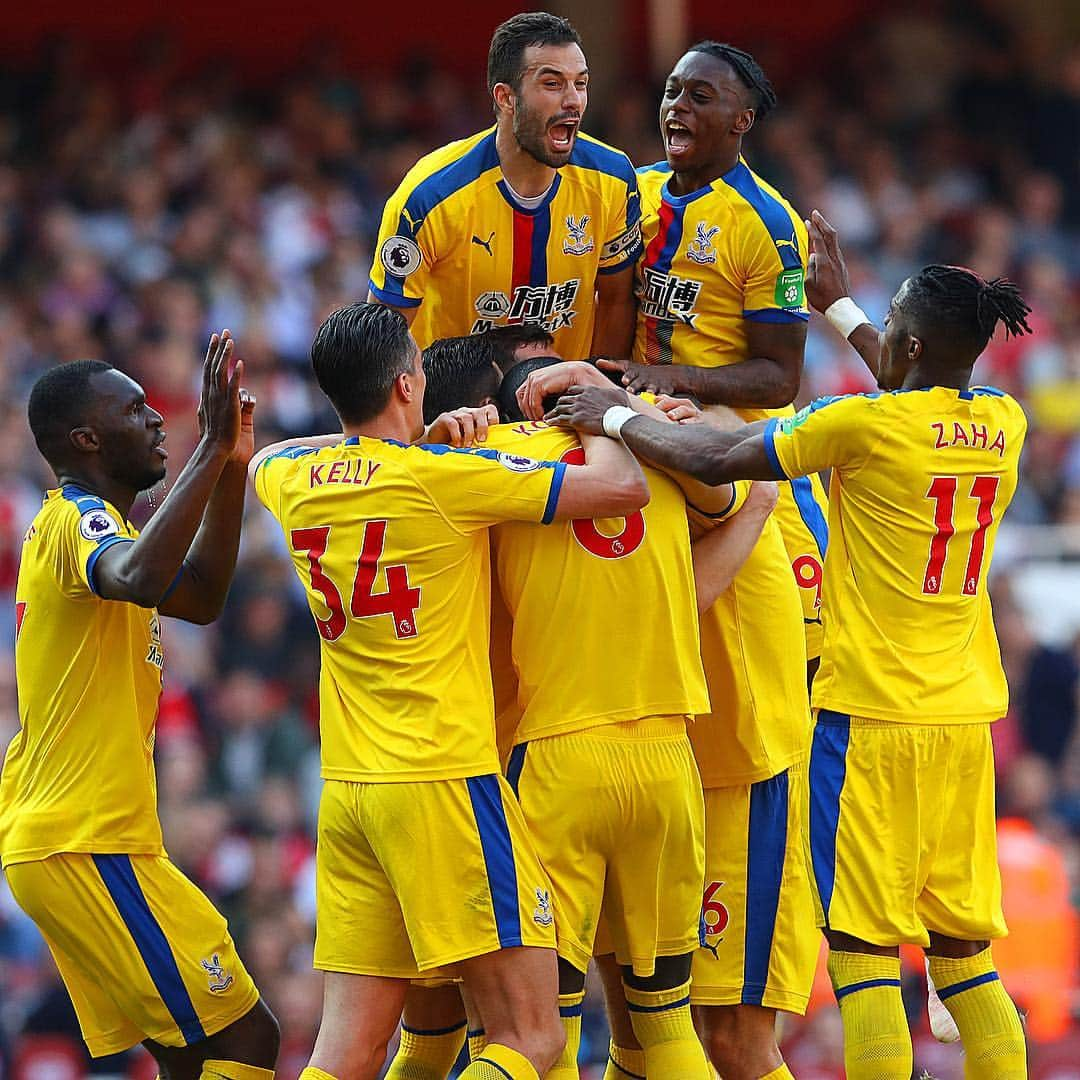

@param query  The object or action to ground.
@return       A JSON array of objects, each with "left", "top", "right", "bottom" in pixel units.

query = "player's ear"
[
  {"left": 908, "top": 335, "right": 923, "bottom": 362},
  {"left": 734, "top": 108, "right": 755, "bottom": 136},
  {"left": 69, "top": 426, "right": 100, "bottom": 453},
  {"left": 492, "top": 82, "right": 515, "bottom": 117}
]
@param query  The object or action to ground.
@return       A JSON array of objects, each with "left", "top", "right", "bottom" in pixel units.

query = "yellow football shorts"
[
  {"left": 315, "top": 774, "right": 555, "bottom": 978},
  {"left": 507, "top": 716, "right": 705, "bottom": 978},
  {"left": 807, "top": 711, "right": 1007, "bottom": 946},
  {"left": 690, "top": 763, "right": 818, "bottom": 1013},
  {"left": 4, "top": 853, "right": 259, "bottom": 1057},
  {"left": 773, "top": 475, "right": 829, "bottom": 662}
]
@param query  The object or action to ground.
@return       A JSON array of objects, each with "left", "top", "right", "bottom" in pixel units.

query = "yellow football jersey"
[
  {"left": 482, "top": 421, "right": 711, "bottom": 744},
  {"left": 633, "top": 160, "right": 829, "bottom": 657},
  {"left": 632, "top": 157, "right": 809, "bottom": 418},
  {"left": 254, "top": 436, "right": 564, "bottom": 782},
  {"left": 765, "top": 387, "right": 1027, "bottom": 722},
  {"left": 0, "top": 487, "right": 164, "bottom": 867},
  {"left": 691, "top": 515, "right": 811, "bottom": 788},
  {"left": 369, "top": 126, "right": 642, "bottom": 357}
]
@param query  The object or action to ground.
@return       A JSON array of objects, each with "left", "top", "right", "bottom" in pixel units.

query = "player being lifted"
[
  {"left": 547, "top": 241, "right": 1033, "bottom": 1079},
  {"left": 368, "top": 12, "right": 641, "bottom": 360},
  {"left": 1, "top": 335, "right": 280, "bottom": 1079},
  {"left": 251, "top": 303, "right": 650, "bottom": 1080},
  {"left": 601, "top": 41, "right": 829, "bottom": 678}
]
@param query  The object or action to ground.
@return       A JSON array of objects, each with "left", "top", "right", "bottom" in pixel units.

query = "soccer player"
[
  {"left": 546, "top": 257, "right": 1034, "bottom": 1080},
  {"left": 601, "top": 41, "right": 830, "bottom": 678},
  {"left": 1, "top": 334, "right": 280, "bottom": 1079},
  {"left": 421, "top": 345, "right": 778, "bottom": 1080},
  {"left": 368, "top": 12, "right": 641, "bottom": 360},
  {"left": 250, "top": 303, "right": 651, "bottom": 1080}
]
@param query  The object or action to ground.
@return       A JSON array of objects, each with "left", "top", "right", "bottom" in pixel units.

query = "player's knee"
[
  {"left": 701, "top": 1012, "right": 740, "bottom": 1073},
  {"left": 700, "top": 1006, "right": 779, "bottom": 1078},
  {"left": 557, "top": 956, "right": 587, "bottom": 995},
  {"left": 622, "top": 952, "right": 694, "bottom": 992},
  {"left": 210, "top": 999, "right": 281, "bottom": 1069},
  {"left": 926, "top": 932, "right": 991, "bottom": 958},
  {"left": 488, "top": 1009, "right": 565, "bottom": 1075}
]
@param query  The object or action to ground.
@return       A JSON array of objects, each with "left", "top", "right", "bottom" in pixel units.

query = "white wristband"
[
  {"left": 823, "top": 297, "right": 870, "bottom": 340},
  {"left": 602, "top": 405, "right": 638, "bottom": 440}
]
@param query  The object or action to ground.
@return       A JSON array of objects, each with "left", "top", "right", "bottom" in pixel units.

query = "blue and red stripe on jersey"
[{"left": 642, "top": 198, "right": 686, "bottom": 366}]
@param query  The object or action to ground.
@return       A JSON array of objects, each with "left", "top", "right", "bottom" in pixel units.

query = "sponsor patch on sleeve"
[
  {"left": 379, "top": 235, "right": 423, "bottom": 278},
  {"left": 79, "top": 508, "right": 122, "bottom": 542},
  {"left": 497, "top": 452, "right": 542, "bottom": 473},
  {"left": 774, "top": 267, "right": 805, "bottom": 308}
]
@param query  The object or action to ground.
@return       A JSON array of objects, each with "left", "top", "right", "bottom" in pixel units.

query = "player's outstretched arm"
[
  {"left": 547, "top": 384, "right": 775, "bottom": 486},
  {"left": 547, "top": 430, "right": 651, "bottom": 521},
  {"left": 92, "top": 332, "right": 245, "bottom": 615},
  {"left": 805, "top": 210, "right": 882, "bottom": 378},
  {"left": 594, "top": 319, "right": 805, "bottom": 409},
  {"left": 691, "top": 480, "right": 777, "bottom": 612}
]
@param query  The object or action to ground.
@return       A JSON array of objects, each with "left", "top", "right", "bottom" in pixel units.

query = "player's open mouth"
[
  {"left": 153, "top": 437, "right": 167, "bottom": 460},
  {"left": 665, "top": 120, "right": 693, "bottom": 155},
  {"left": 548, "top": 120, "right": 578, "bottom": 151}
]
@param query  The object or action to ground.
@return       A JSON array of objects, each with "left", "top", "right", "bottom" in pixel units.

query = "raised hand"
[
  {"left": 805, "top": 210, "right": 852, "bottom": 313},
  {"left": 197, "top": 330, "right": 245, "bottom": 455}
]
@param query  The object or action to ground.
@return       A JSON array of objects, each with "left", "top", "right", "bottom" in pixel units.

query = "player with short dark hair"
[
  {"left": 251, "top": 302, "right": 652, "bottom": 1080},
  {"left": 3, "top": 335, "right": 280, "bottom": 1079},
  {"left": 415, "top": 341, "right": 779, "bottom": 1079},
  {"left": 547, "top": 234, "right": 1033, "bottom": 1080},
  {"left": 368, "top": 12, "right": 642, "bottom": 363}
]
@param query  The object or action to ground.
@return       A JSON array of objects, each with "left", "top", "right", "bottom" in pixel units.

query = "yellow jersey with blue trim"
[
  {"left": 482, "top": 421, "right": 713, "bottom": 744},
  {"left": 253, "top": 436, "right": 566, "bottom": 782},
  {"left": 369, "top": 126, "right": 642, "bottom": 357},
  {"left": 764, "top": 386, "right": 1026, "bottom": 723},
  {"left": 0, "top": 486, "right": 164, "bottom": 867},
  {"left": 632, "top": 158, "right": 809, "bottom": 422}
]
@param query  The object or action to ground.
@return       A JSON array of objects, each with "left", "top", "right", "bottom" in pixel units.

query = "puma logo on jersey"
[
  {"left": 471, "top": 231, "right": 495, "bottom": 256},
  {"left": 775, "top": 232, "right": 798, "bottom": 251}
]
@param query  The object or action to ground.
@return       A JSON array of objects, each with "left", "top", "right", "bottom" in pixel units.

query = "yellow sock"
[
  {"left": 828, "top": 951, "right": 912, "bottom": 1079},
  {"left": 622, "top": 980, "right": 711, "bottom": 1079},
  {"left": 604, "top": 1042, "right": 647, "bottom": 1078},
  {"left": 468, "top": 1027, "right": 488, "bottom": 1061},
  {"left": 298, "top": 1071, "right": 336, "bottom": 1080},
  {"left": 201, "top": 1063, "right": 275, "bottom": 1080},
  {"left": 927, "top": 948, "right": 1026, "bottom": 1079},
  {"left": 459, "top": 1042, "right": 539, "bottom": 1079},
  {"left": 384, "top": 1019, "right": 467, "bottom": 1079},
  {"left": 760, "top": 1067, "right": 794, "bottom": 1079},
  {"left": 544, "top": 990, "right": 585, "bottom": 1078}
]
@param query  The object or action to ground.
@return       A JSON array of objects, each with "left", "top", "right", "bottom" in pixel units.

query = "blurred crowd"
[{"left": 0, "top": 4, "right": 1077, "bottom": 1077}]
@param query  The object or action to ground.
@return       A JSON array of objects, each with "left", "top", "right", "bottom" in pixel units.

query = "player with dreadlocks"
[{"left": 544, "top": 219, "right": 1033, "bottom": 1080}]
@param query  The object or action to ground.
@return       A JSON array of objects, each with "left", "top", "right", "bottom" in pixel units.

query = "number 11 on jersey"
[{"left": 923, "top": 475, "right": 1000, "bottom": 597}]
